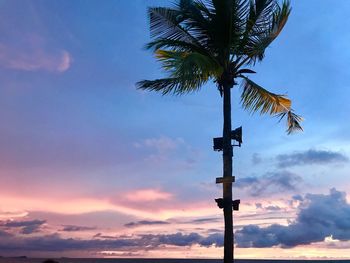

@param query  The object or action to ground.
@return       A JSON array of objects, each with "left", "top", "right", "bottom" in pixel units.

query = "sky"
[{"left": 1, "top": 0, "right": 350, "bottom": 259}]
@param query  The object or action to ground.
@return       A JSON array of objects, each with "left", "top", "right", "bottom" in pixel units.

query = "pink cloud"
[
  {"left": 124, "top": 189, "right": 173, "bottom": 202},
  {"left": 107, "top": 188, "right": 217, "bottom": 219},
  {"left": 0, "top": 42, "right": 72, "bottom": 73},
  {"left": 0, "top": 210, "right": 28, "bottom": 220}
]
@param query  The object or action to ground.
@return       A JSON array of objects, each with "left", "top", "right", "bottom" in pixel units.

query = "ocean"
[{"left": 0, "top": 259, "right": 350, "bottom": 263}]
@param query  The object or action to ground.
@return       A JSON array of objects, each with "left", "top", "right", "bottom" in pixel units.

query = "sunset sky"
[{"left": 1, "top": 0, "right": 350, "bottom": 259}]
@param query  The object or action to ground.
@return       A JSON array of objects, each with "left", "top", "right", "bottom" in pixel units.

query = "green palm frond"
[
  {"left": 146, "top": 38, "right": 218, "bottom": 64},
  {"left": 148, "top": 2, "right": 217, "bottom": 61},
  {"left": 209, "top": 0, "right": 249, "bottom": 63},
  {"left": 136, "top": 77, "right": 206, "bottom": 95},
  {"left": 192, "top": 0, "right": 215, "bottom": 17},
  {"left": 239, "top": 0, "right": 291, "bottom": 64},
  {"left": 240, "top": 0, "right": 276, "bottom": 45},
  {"left": 148, "top": 7, "right": 200, "bottom": 45},
  {"left": 247, "top": 1, "right": 291, "bottom": 62},
  {"left": 240, "top": 76, "right": 291, "bottom": 114},
  {"left": 137, "top": 47, "right": 219, "bottom": 95},
  {"left": 149, "top": 1, "right": 215, "bottom": 49},
  {"left": 178, "top": 0, "right": 215, "bottom": 46},
  {"left": 235, "top": 0, "right": 251, "bottom": 20},
  {"left": 228, "top": 0, "right": 251, "bottom": 53},
  {"left": 155, "top": 49, "right": 222, "bottom": 79},
  {"left": 146, "top": 39, "right": 200, "bottom": 52}
]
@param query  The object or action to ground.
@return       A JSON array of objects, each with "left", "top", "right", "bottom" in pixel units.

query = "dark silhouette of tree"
[{"left": 137, "top": 0, "right": 302, "bottom": 262}]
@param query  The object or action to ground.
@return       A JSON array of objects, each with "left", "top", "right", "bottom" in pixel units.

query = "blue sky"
[{"left": 0, "top": 0, "right": 350, "bottom": 259}]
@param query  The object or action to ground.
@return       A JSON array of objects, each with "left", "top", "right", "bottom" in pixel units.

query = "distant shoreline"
[{"left": 1, "top": 258, "right": 350, "bottom": 262}]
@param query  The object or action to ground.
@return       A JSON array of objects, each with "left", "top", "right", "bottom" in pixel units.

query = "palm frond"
[
  {"left": 210, "top": 0, "right": 244, "bottom": 63},
  {"left": 146, "top": 38, "right": 200, "bottom": 52},
  {"left": 277, "top": 111, "right": 304, "bottom": 134},
  {"left": 248, "top": 0, "right": 277, "bottom": 32},
  {"left": 240, "top": 76, "right": 303, "bottom": 134},
  {"left": 148, "top": 2, "right": 217, "bottom": 62},
  {"left": 241, "top": 0, "right": 276, "bottom": 40},
  {"left": 136, "top": 77, "right": 206, "bottom": 95},
  {"left": 176, "top": 0, "right": 214, "bottom": 46},
  {"left": 156, "top": 49, "right": 222, "bottom": 78},
  {"left": 235, "top": 0, "right": 251, "bottom": 20},
  {"left": 138, "top": 39, "right": 220, "bottom": 95},
  {"left": 193, "top": 0, "right": 215, "bottom": 18},
  {"left": 247, "top": 1, "right": 291, "bottom": 62},
  {"left": 238, "top": 0, "right": 291, "bottom": 64},
  {"left": 240, "top": 76, "right": 291, "bottom": 114},
  {"left": 271, "top": 0, "right": 291, "bottom": 39},
  {"left": 148, "top": 7, "right": 200, "bottom": 45},
  {"left": 229, "top": 0, "right": 251, "bottom": 53},
  {"left": 146, "top": 37, "right": 218, "bottom": 64}
]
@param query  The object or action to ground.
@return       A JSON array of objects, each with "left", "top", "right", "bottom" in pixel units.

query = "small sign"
[{"left": 216, "top": 176, "right": 235, "bottom": 184}]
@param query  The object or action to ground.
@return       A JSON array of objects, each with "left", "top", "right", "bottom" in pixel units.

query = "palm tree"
[{"left": 137, "top": 0, "right": 302, "bottom": 262}]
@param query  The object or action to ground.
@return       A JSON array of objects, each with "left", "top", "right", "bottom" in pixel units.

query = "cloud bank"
[
  {"left": 236, "top": 188, "right": 350, "bottom": 248},
  {"left": 0, "top": 231, "right": 223, "bottom": 254},
  {"left": 60, "top": 225, "right": 97, "bottom": 232},
  {"left": 236, "top": 171, "right": 302, "bottom": 196},
  {"left": 1, "top": 219, "right": 45, "bottom": 235},
  {"left": 124, "top": 220, "right": 170, "bottom": 228},
  {"left": 277, "top": 149, "right": 348, "bottom": 168}
]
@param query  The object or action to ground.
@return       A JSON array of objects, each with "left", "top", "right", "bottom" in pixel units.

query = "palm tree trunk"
[{"left": 222, "top": 82, "right": 233, "bottom": 263}]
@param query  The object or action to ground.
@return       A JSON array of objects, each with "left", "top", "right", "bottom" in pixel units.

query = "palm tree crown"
[{"left": 137, "top": 0, "right": 302, "bottom": 133}]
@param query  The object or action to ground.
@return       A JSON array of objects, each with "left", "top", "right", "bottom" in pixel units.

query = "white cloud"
[
  {"left": 57, "top": 50, "right": 72, "bottom": 72},
  {"left": 0, "top": 43, "right": 72, "bottom": 73}
]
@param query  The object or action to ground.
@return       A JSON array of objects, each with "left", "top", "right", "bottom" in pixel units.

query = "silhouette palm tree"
[{"left": 137, "top": 0, "right": 302, "bottom": 262}]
